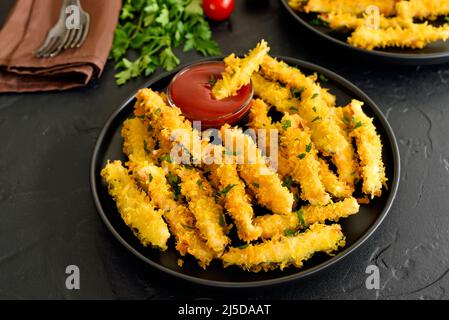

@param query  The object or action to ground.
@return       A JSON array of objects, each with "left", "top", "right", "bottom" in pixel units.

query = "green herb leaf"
[
  {"left": 298, "top": 153, "right": 306, "bottom": 159},
  {"left": 289, "top": 106, "right": 299, "bottom": 112},
  {"left": 111, "top": 0, "right": 220, "bottom": 85},
  {"left": 284, "top": 229, "right": 297, "bottom": 237},
  {"left": 149, "top": 173, "right": 153, "bottom": 182},
  {"left": 208, "top": 75, "right": 217, "bottom": 86},
  {"left": 319, "top": 74, "right": 329, "bottom": 82},
  {"left": 197, "top": 179, "right": 203, "bottom": 189},
  {"left": 310, "top": 17, "right": 329, "bottom": 27},
  {"left": 167, "top": 173, "right": 181, "bottom": 201},
  {"left": 290, "top": 87, "right": 302, "bottom": 98},
  {"left": 311, "top": 93, "right": 319, "bottom": 99},
  {"left": 306, "top": 142, "right": 312, "bottom": 153},
  {"left": 218, "top": 184, "right": 237, "bottom": 196},
  {"left": 219, "top": 214, "right": 226, "bottom": 227},
  {"left": 297, "top": 209, "right": 306, "bottom": 228},
  {"left": 237, "top": 244, "right": 249, "bottom": 249},
  {"left": 283, "top": 176, "right": 293, "bottom": 189},
  {"left": 353, "top": 121, "right": 363, "bottom": 129},
  {"left": 160, "top": 155, "right": 172, "bottom": 163},
  {"left": 282, "top": 119, "right": 292, "bottom": 130},
  {"left": 182, "top": 224, "right": 194, "bottom": 230},
  {"left": 251, "top": 182, "right": 260, "bottom": 189},
  {"left": 312, "top": 116, "right": 321, "bottom": 122}
]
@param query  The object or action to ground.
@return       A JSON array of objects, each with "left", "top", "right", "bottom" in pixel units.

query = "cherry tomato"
[{"left": 202, "top": 0, "right": 235, "bottom": 21}]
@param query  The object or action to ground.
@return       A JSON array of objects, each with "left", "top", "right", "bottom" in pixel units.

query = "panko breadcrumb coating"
[
  {"left": 304, "top": 0, "right": 396, "bottom": 16},
  {"left": 320, "top": 12, "right": 412, "bottom": 31},
  {"left": 121, "top": 118, "right": 157, "bottom": 168},
  {"left": 255, "top": 61, "right": 357, "bottom": 189},
  {"left": 221, "top": 223, "right": 346, "bottom": 272},
  {"left": 212, "top": 40, "right": 270, "bottom": 100},
  {"left": 341, "top": 100, "right": 387, "bottom": 198},
  {"left": 254, "top": 197, "right": 360, "bottom": 239},
  {"left": 133, "top": 163, "right": 215, "bottom": 268},
  {"left": 209, "top": 160, "right": 263, "bottom": 242},
  {"left": 221, "top": 124, "right": 294, "bottom": 215},
  {"left": 176, "top": 166, "right": 230, "bottom": 254},
  {"left": 348, "top": 23, "right": 449, "bottom": 50},
  {"left": 101, "top": 161, "right": 170, "bottom": 250},
  {"left": 279, "top": 113, "right": 330, "bottom": 206},
  {"left": 400, "top": 0, "right": 449, "bottom": 19},
  {"left": 318, "top": 159, "right": 353, "bottom": 198},
  {"left": 135, "top": 88, "right": 202, "bottom": 163}
]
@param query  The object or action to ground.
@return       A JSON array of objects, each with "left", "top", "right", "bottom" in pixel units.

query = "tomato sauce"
[{"left": 167, "top": 61, "right": 253, "bottom": 128}]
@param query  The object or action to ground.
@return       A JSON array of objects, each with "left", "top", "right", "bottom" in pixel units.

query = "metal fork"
[{"left": 35, "top": 0, "right": 90, "bottom": 58}]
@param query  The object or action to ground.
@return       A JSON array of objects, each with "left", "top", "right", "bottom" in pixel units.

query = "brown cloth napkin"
[{"left": 0, "top": 0, "right": 122, "bottom": 92}]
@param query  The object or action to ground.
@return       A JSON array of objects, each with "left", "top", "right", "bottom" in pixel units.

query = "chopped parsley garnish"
[
  {"left": 306, "top": 142, "right": 312, "bottom": 153},
  {"left": 197, "top": 179, "right": 203, "bottom": 189},
  {"left": 159, "top": 155, "right": 172, "bottom": 163},
  {"left": 251, "top": 182, "right": 260, "bottom": 188},
  {"left": 319, "top": 74, "right": 329, "bottom": 82},
  {"left": 182, "top": 224, "right": 194, "bottom": 230},
  {"left": 237, "top": 244, "right": 249, "bottom": 249},
  {"left": 284, "top": 229, "right": 297, "bottom": 237},
  {"left": 283, "top": 176, "right": 293, "bottom": 189},
  {"left": 290, "top": 87, "right": 302, "bottom": 98},
  {"left": 312, "top": 116, "right": 321, "bottom": 122},
  {"left": 298, "top": 153, "right": 306, "bottom": 159},
  {"left": 282, "top": 119, "right": 292, "bottom": 130},
  {"left": 167, "top": 174, "right": 181, "bottom": 201},
  {"left": 290, "top": 106, "right": 299, "bottom": 112},
  {"left": 353, "top": 121, "right": 363, "bottom": 129},
  {"left": 208, "top": 75, "right": 217, "bottom": 86},
  {"left": 218, "top": 214, "right": 226, "bottom": 227},
  {"left": 311, "top": 93, "right": 319, "bottom": 99},
  {"left": 297, "top": 209, "right": 306, "bottom": 228},
  {"left": 154, "top": 108, "right": 161, "bottom": 116},
  {"left": 218, "top": 184, "right": 237, "bottom": 196}
]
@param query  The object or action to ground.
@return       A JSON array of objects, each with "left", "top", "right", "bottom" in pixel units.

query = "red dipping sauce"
[{"left": 167, "top": 61, "right": 253, "bottom": 128}]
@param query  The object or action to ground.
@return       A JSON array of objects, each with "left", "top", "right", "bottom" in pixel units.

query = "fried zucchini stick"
[
  {"left": 176, "top": 166, "right": 230, "bottom": 254},
  {"left": 221, "top": 124, "right": 294, "bottom": 215},
  {"left": 257, "top": 59, "right": 357, "bottom": 188},
  {"left": 212, "top": 40, "right": 270, "bottom": 99},
  {"left": 399, "top": 0, "right": 449, "bottom": 19},
  {"left": 254, "top": 197, "right": 359, "bottom": 239},
  {"left": 279, "top": 113, "right": 330, "bottom": 205},
  {"left": 342, "top": 100, "right": 387, "bottom": 198},
  {"left": 133, "top": 163, "right": 215, "bottom": 267},
  {"left": 135, "top": 88, "right": 202, "bottom": 163},
  {"left": 101, "top": 161, "right": 170, "bottom": 250},
  {"left": 320, "top": 12, "right": 412, "bottom": 31},
  {"left": 348, "top": 23, "right": 449, "bottom": 50},
  {"left": 318, "top": 158, "right": 353, "bottom": 198},
  {"left": 122, "top": 118, "right": 157, "bottom": 168},
  {"left": 222, "top": 223, "right": 346, "bottom": 271},
  {"left": 304, "top": 0, "right": 396, "bottom": 16},
  {"left": 209, "top": 160, "right": 263, "bottom": 242}
]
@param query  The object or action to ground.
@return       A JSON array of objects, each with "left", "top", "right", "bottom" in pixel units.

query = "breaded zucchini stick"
[
  {"left": 279, "top": 113, "right": 330, "bottom": 205},
  {"left": 221, "top": 124, "right": 294, "bottom": 214},
  {"left": 176, "top": 166, "right": 230, "bottom": 254},
  {"left": 257, "top": 59, "right": 357, "bottom": 188},
  {"left": 318, "top": 158, "right": 353, "bottom": 198},
  {"left": 212, "top": 40, "right": 270, "bottom": 99},
  {"left": 342, "top": 100, "right": 387, "bottom": 198},
  {"left": 348, "top": 23, "right": 449, "bottom": 50},
  {"left": 222, "top": 223, "right": 346, "bottom": 271},
  {"left": 304, "top": 0, "right": 396, "bottom": 16},
  {"left": 121, "top": 118, "right": 157, "bottom": 168},
  {"left": 248, "top": 98, "right": 277, "bottom": 157},
  {"left": 135, "top": 88, "right": 202, "bottom": 163},
  {"left": 133, "top": 163, "right": 215, "bottom": 267},
  {"left": 255, "top": 197, "right": 359, "bottom": 239},
  {"left": 101, "top": 161, "right": 170, "bottom": 250},
  {"left": 320, "top": 12, "right": 412, "bottom": 31},
  {"left": 399, "top": 0, "right": 449, "bottom": 19},
  {"left": 209, "top": 160, "right": 263, "bottom": 242},
  {"left": 288, "top": 0, "right": 304, "bottom": 11}
]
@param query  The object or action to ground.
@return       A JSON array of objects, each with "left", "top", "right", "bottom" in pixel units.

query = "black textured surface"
[{"left": 1, "top": 0, "right": 448, "bottom": 299}]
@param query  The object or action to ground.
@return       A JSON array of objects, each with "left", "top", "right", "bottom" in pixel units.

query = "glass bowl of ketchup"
[{"left": 167, "top": 61, "right": 254, "bottom": 129}]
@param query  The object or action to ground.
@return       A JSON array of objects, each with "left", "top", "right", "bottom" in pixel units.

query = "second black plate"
[
  {"left": 91, "top": 56, "right": 400, "bottom": 288},
  {"left": 281, "top": 0, "right": 449, "bottom": 65}
]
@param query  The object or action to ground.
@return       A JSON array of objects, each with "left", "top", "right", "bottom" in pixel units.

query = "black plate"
[
  {"left": 90, "top": 56, "right": 400, "bottom": 288},
  {"left": 280, "top": 0, "right": 449, "bottom": 65}
]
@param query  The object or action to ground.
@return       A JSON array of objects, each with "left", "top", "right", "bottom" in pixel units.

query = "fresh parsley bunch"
[{"left": 111, "top": 0, "right": 221, "bottom": 85}]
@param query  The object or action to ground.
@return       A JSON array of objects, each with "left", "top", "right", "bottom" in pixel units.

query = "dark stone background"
[{"left": 1, "top": 0, "right": 448, "bottom": 300}]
